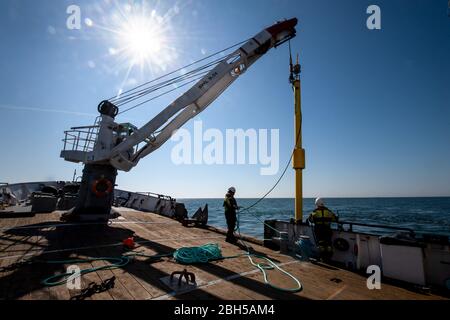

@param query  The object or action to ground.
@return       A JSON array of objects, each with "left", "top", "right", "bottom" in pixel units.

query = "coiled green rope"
[
  {"left": 234, "top": 210, "right": 303, "bottom": 293},
  {"left": 39, "top": 223, "right": 301, "bottom": 293},
  {"left": 245, "top": 253, "right": 302, "bottom": 293},
  {"left": 169, "top": 241, "right": 302, "bottom": 293},
  {"left": 173, "top": 243, "right": 223, "bottom": 264},
  {"left": 172, "top": 242, "right": 302, "bottom": 292},
  {"left": 41, "top": 252, "right": 172, "bottom": 286}
]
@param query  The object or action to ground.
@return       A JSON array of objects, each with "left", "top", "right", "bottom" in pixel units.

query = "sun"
[
  {"left": 88, "top": 2, "right": 181, "bottom": 96},
  {"left": 104, "top": 2, "right": 179, "bottom": 78},
  {"left": 118, "top": 15, "right": 164, "bottom": 68}
]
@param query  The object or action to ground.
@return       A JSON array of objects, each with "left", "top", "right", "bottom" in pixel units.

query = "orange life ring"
[{"left": 92, "top": 178, "right": 113, "bottom": 198}]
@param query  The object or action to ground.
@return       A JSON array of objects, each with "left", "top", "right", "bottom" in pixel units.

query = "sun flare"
[
  {"left": 105, "top": 2, "right": 179, "bottom": 79},
  {"left": 118, "top": 15, "right": 165, "bottom": 67},
  {"left": 89, "top": 2, "right": 182, "bottom": 96}
]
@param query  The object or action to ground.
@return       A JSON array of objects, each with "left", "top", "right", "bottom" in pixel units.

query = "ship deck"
[{"left": 0, "top": 207, "right": 446, "bottom": 300}]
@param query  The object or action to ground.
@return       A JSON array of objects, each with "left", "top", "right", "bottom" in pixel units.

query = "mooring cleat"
[{"left": 170, "top": 269, "right": 196, "bottom": 286}]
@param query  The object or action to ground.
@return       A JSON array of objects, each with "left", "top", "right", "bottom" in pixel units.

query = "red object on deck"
[{"left": 123, "top": 237, "right": 135, "bottom": 249}]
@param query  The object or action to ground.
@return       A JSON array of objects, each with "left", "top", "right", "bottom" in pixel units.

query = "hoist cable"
[
  {"left": 239, "top": 40, "right": 301, "bottom": 217},
  {"left": 112, "top": 57, "right": 221, "bottom": 106},
  {"left": 108, "top": 39, "right": 249, "bottom": 103},
  {"left": 112, "top": 54, "right": 230, "bottom": 106},
  {"left": 115, "top": 69, "right": 209, "bottom": 107},
  {"left": 117, "top": 73, "right": 207, "bottom": 115},
  {"left": 114, "top": 62, "right": 217, "bottom": 107},
  {"left": 240, "top": 128, "right": 300, "bottom": 215}
]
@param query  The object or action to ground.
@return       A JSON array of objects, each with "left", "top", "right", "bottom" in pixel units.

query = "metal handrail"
[
  {"left": 61, "top": 116, "right": 101, "bottom": 153},
  {"left": 62, "top": 136, "right": 97, "bottom": 144},
  {"left": 338, "top": 220, "right": 415, "bottom": 234},
  {"left": 63, "top": 139, "right": 97, "bottom": 146},
  {"left": 70, "top": 125, "right": 100, "bottom": 130},
  {"left": 62, "top": 127, "right": 99, "bottom": 153},
  {"left": 66, "top": 128, "right": 98, "bottom": 134},
  {"left": 62, "top": 138, "right": 97, "bottom": 149},
  {"left": 135, "top": 191, "right": 175, "bottom": 201}
]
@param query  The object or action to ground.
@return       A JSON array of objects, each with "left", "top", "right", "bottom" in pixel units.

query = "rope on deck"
[
  {"left": 234, "top": 215, "right": 303, "bottom": 293},
  {"left": 0, "top": 235, "right": 224, "bottom": 261},
  {"left": 38, "top": 242, "right": 302, "bottom": 293}
]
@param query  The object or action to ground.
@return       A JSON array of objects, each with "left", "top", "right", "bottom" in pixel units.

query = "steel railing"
[
  {"left": 62, "top": 117, "right": 100, "bottom": 153},
  {"left": 338, "top": 220, "right": 415, "bottom": 235}
]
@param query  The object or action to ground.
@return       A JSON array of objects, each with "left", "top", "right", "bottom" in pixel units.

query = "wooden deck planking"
[
  {"left": 134, "top": 226, "right": 303, "bottom": 300},
  {"left": 0, "top": 207, "right": 447, "bottom": 300},
  {"left": 0, "top": 213, "right": 29, "bottom": 299},
  {"left": 107, "top": 214, "right": 296, "bottom": 300},
  {"left": 5, "top": 213, "right": 39, "bottom": 300},
  {"left": 120, "top": 223, "right": 219, "bottom": 299},
  {"left": 98, "top": 228, "right": 155, "bottom": 300}
]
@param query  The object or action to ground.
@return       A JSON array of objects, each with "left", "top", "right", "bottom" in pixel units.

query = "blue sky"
[{"left": 0, "top": 0, "right": 449, "bottom": 198}]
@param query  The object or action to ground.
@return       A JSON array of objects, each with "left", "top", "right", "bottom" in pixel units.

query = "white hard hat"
[
  {"left": 315, "top": 197, "right": 325, "bottom": 207},
  {"left": 228, "top": 187, "right": 236, "bottom": 194}
]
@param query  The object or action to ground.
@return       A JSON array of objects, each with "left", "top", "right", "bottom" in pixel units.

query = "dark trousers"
[
  {"left": 225, "top": 211, "right": 236, "bottom": 240},
  {"left": 313, "top": 225, "right": 333, "bottom": 259}
]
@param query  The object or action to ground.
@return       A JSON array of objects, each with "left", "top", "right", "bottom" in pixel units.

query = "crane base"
[
  {"left": 61, "top": 208, "right": 119, "bottom": 222},
  {"left": 62, "top": 164, "right": 117, "bottom": 223}
]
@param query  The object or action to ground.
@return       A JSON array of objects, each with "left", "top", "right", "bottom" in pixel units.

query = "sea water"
[{"left": 181, "top": 197, "right": 450, "bottom": 239}]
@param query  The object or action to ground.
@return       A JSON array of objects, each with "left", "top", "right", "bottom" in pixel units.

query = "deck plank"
[{"left": 0, "top": 207, "right": 447, "bottom": 300}]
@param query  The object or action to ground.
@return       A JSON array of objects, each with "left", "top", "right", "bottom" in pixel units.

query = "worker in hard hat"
[
  {"left": 223, "top": 187, "right": 239, "bottom": 243},
  {"left": 308, "top": 197, "right": 338, "bottom": 261}
]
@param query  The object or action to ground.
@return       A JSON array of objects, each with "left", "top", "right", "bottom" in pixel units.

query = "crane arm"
[
  {"left": 109, "top": 18, "right": 297, "bottom": 171},
  {"left": 60, "top": 18, "right": 297, "bottom": 172}
]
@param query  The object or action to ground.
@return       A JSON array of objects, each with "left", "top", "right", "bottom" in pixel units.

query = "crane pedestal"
[{"left": 62, "top": 164, "right": 117, "bottom": 222}]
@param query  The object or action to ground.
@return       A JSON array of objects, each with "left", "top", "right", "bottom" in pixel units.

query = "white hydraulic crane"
[{"left": 60, "top": 18, "right": 298, "bottom": 221}]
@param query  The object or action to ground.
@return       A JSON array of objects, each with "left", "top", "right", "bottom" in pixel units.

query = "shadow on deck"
[{"left": 0, "top": 221, "right": 305, "bottom": 300}]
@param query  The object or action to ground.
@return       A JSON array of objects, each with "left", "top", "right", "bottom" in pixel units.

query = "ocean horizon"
[
  {"left": 180, "top": 197, "right": 450, "bottom": 239},
  {"left": 179, "top": 196, "right": 450, "bottom": 199}
]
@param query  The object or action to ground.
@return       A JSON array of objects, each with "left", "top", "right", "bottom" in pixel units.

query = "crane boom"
[
  {"left": 59, "top": 18, "right": 297, "bottom": 222},
  {"left": 109, "top": 18, "right": 297, "bottom": 171},
  {"left": 61, "top": 18, "right": 297, "bottom": 171}
]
